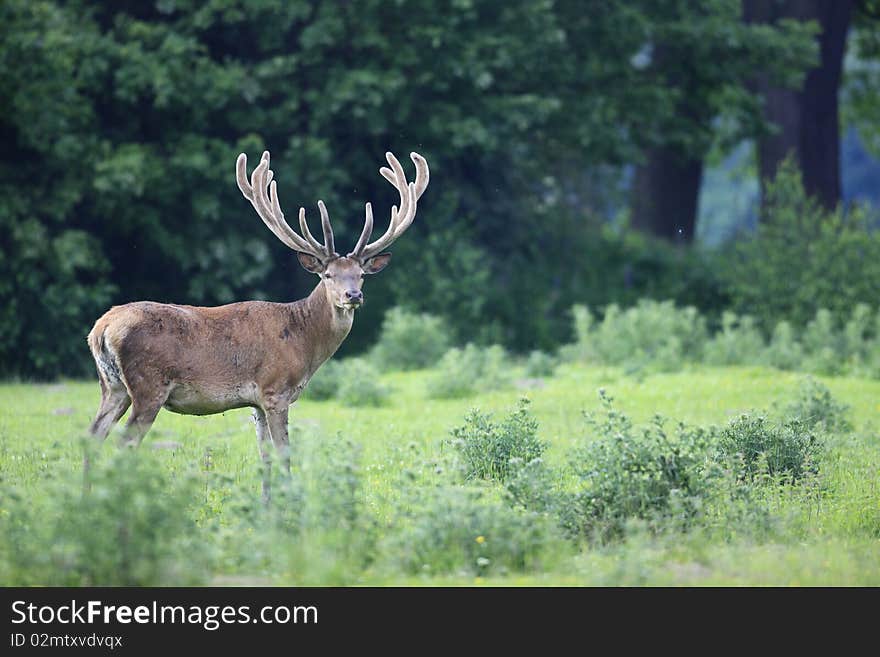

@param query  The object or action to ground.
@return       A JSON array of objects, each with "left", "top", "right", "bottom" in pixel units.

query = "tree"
[
  {"left": 0, "top": 1, "right": 825, "bottom": 376},
  {"left": 744, "top": 0, "right": 853, "bottom": 211},
  {"left": 628, "top": 0, "right": 816, "bottom": 242},
  {"left": 842, "top": 1, "right": 880, "bottom": 158}
]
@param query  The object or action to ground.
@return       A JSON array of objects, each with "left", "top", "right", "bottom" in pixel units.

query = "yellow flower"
[
  {"left": 475, "top": 535, "right": 485, "bottom": 544},
  {"left": 475, "top": 577, "right": 484, "bottom": 584}
]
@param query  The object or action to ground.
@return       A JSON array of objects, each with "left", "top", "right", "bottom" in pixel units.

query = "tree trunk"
[
  {"left": 631, "top": 147, "right": 703, "bottom": 243},
  {"left": 744, "top": 0, "right": 852, "bottom": 211}
]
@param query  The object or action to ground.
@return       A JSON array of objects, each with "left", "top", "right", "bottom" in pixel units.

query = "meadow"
[
  {"left": 1, "top": 357, "right": 878, "bottom": 586},
  {"left": 3, "top": 1, "right": 879, "bottom": 592}
]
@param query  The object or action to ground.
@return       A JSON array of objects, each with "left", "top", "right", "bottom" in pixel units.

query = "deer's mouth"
[{"left": 341, "top": 299, "right": 363, "bottom": 310}]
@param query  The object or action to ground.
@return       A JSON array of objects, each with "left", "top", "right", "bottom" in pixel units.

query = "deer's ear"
[
  {"left": 296, "top": 252, "right": 325, "bottom": 274},
  {"left": 362, "top": 252, "right": 391, "bottom": 274}
]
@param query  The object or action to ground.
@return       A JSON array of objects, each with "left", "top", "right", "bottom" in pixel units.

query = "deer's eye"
[{"left": 324, "top": 273, "right": 333, "bottom": 279}]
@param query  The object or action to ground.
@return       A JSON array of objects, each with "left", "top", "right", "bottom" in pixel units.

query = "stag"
[{"left": 86, "top": 149, "right": 429, "bottom": 499}]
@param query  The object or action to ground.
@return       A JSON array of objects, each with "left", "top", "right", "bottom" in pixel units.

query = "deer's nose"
[{"left": 345, "top": 289, "right": 363, "bottom": 302}]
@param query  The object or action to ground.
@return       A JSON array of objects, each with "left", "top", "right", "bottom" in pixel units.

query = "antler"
[
  {"left": 349, "top": 152, "right": 429, "bottom": 260},
  {"left": 236, "top": 151, "right": 337, "bottom": 260}
]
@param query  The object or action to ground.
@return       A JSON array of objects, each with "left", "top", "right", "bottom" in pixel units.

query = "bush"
[
  {"left": 480, "top": 344, "right": 513, "bottom": 391},
  {"left": 564, "top": 300, "right": 707, "bottom": 372},
  {"left": 448, "top": 398, "right": 546, "bottom": 482},
  {"left": 217, "top": 432, "right": 377, "bottom": 584},
  {"left": 722, "top": 158, "right": 880, "bottom": 332},
  {"left": 563, "top": 391, "right": 718, "bottom": 540},
  {"left": 703, "top": 312, "right": 765, "bottom": 366},
  {"left": 504, "top": 455, "right": 559, "bottom": 513},
  {"left": 562, "top": 300, "right": 880, "bottom": 379},
  {"left": 802, "top": 309, "right": 843, "bottom": 376},
  {"left": 336, "top": 358, "right": 390, "bottom": 407},
  {"left": 384, "top": 228, "right": 497, "bottom": 346},
  {"left": 0, "top": 226, "right": 116, "bottom": 379},
  {"left": 524, "top": 350, "right": 558, "bottom": 377},
  {"left": 842, "top": 304, "right": 878, "bottom": 376},
  {"left": 783, "top": 378, "right": 852, "bottom": 433},
  {"left": 763, "top": 320, "right": 804, "bottom": 370},
  {"left": 296, "top": 434, "right": 378, "bottom": 573},
  {"left": 302, "top": 360, "right": 344, "bottom": 401},
  {"left": 388, "top": 485, "right": 560, "bottom": 576},
  {"left": 426, "top": 346, "right": 481, "bottom": 399},
  {"left": 795, "top": 305, "right": 880, "bottom": 378},
  {"left": 0, "top": 449, "right": 208, "bottom": 585},
  {"left": 561, "top": 305, "right": 595, "bottom": 362},
  {"left": 426, "top": 343, "right": 512, "bottom": 399},
  {"left": 369, "top": 307, "right": 452, "bottom": 371},
  {"left": 717, "top": 414, "right": 824, "bottom": 483},
  {"left": 302, "top": 358, "right": 389, "bottom": 406}
]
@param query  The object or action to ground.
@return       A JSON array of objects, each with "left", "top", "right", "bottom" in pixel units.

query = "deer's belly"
[{"left": 163, "top": 382, "right": 258, "bottom": 416}]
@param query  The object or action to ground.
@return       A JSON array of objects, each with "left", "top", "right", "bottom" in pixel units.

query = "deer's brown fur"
[{"left": 85, "top": 150, "right": 428, "bottom": 500}]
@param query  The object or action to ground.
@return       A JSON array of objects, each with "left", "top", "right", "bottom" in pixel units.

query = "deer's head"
[{"left": 236, "top": 150, "right": 429, "bottom": 311}]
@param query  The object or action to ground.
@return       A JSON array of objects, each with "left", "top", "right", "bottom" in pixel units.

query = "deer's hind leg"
[
  {"left": 118, "top": 371, "right": 171, "bottom": 448},
  {"left": 84, "top": 375, "right": 131, "bottom": 486},
  {"left": 88, "top": 376, "right": 132, "bottom": 442}
]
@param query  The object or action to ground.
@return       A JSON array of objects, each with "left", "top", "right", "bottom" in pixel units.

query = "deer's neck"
[{"left": 288, "top": 280, "right": 354, "bottom": 375}]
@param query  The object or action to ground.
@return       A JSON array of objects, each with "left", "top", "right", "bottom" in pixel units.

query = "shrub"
[
  {"left": 302, "top": 360, "right": 344, "bottom": 401},
  {"left": 783, "top": 378, "right": 852, "bottom": 433},
  {"left": 305, "top": 436, "right": 367, "bottom": 535},
  {"left": 0, "top": 449, "right": 208, "bottom": 585},
  {"left": 717, "top": 414, "right": 824, "bottom": 483},
  {"left": 763, "top": 320, "right": 805, "bottom": 370},
  {"left": 447, "top": 398, "right": 546, "bottom": 482},
  {"left": 336, "top": 358, "right": 390, "bottom": 407},
  {"left": 426, "top": 343, "right": 512, "bottom": 399},
  {"left": 561, "top": 299, "right": 880, "bottom": 379},
  {"left": 426, "top": 346, "right": 481, "bottom": 399},
  {"left": 481, "top": 344, "right": 512, "bottom": 391},
  {"left": 561, "top": 304, "right": 595, "bottom": 362},
  {"left": 563, "top": 391, "right": 717, "bottom": 540},
  {"left": 302, "top": 358, "right": 389, "bottom": 406},
  {"left": 297, "top": 434, "right": 378, "bottom": 573},
  {"left": 524, "top": 350, "right": 558, "bottom": 377},
  {"left": 789, "top": 305, "right": 880, "bottom": 379},
  {"left": 0, "top": 226, "right": 116, "bottom": 379},
  {"left": 722, "top": 158, "right": 880, "bottom": 331},
  {"left": 388, "top": 485, "right": 560, "bottom": 576},
  {"left": 703, "top": 312, "right": 765, "bottom": 365},
  {"left": 490, "top": 221, "right": 726, "bottom": 352},
  {"left": 369, "top": 307, "right": 451, "bottom": 371},
  {"left": 842, "top": 304, "right": 880, "bottom": 377},
  {"left": 220, "top": 433, "right": 377, "bottom": 584},
  {"left": 802, "top": 309, "right": 843, "bottom": 376},
  {"left": 842, "top": 304, "right": 874, "bottom": 359},
  {"left": 567, "top": 300, "right": 707, "bottom": 372},
  {"left": 504, "top": 455, "right": 559, "bottom": 513},
  {"left": 384, "top": 228, "right": 496, "bottom": 347}
]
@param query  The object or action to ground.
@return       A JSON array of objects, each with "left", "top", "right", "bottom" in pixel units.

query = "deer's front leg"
[
  {"left": 263, "top": 402, "right": 291, "bottom": 481},
  {"left": 253, "top": 408, "right": 272, "bottom": 503}
]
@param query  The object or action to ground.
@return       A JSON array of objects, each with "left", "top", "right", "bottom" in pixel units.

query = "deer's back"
[{"left": 89, "top": 300, "right": 295, "bottom": 390}]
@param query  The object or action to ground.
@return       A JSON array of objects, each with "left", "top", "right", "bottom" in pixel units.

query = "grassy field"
[{"left": 1, "top": 363, "right": 878, "bottom": 585}]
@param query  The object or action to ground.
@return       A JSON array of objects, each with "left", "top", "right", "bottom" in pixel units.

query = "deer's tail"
[{"left": 87, "top": 316, "right": 125, "bottom": 387}]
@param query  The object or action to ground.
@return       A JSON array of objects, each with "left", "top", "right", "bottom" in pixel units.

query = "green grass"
[{"left": 1, "top": 363, "right": 879, "bottom": 585}]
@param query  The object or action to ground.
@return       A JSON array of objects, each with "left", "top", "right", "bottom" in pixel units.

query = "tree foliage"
[
  {"left": 0, "top": 0, "right": 831, "bottom": 377},
  {"left": 722, "top": 159, "right": 880, "bottom": 331}
]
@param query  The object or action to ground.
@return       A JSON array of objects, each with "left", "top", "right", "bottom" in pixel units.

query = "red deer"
[{"left": 86, "top": 149, "right": 429, "bottom": 499}]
